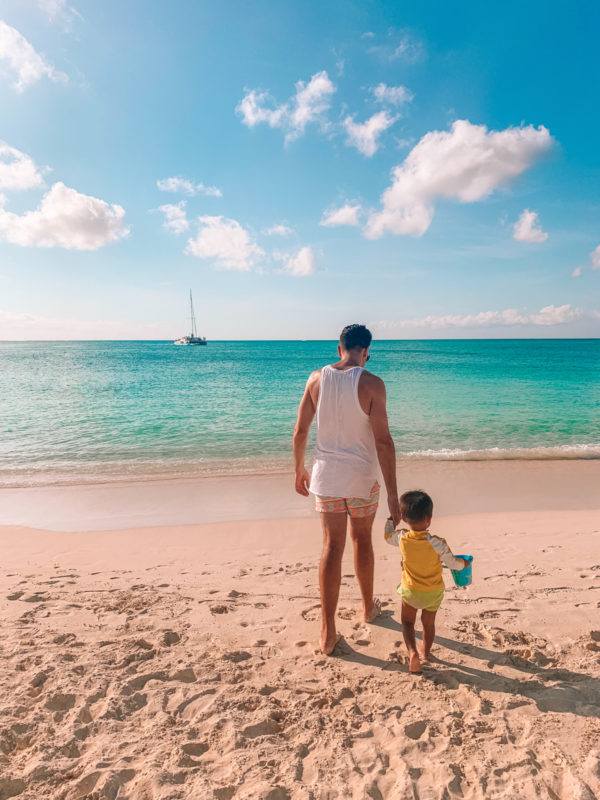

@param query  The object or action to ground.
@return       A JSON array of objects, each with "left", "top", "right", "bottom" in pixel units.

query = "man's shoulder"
[
  {"left": 305, "top": 369, "right": 322, "bottom": 395},
  {"left": 359, "top": 370, "right": 385, "bottom": 391}
]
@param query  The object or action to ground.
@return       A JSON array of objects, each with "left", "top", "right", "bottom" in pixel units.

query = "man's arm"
[
  {"left": 366, "top": 376, "right": 401, "bottom": 526},
  {"left": 293, "top": 371, "right": 319, "bottom": 496}
]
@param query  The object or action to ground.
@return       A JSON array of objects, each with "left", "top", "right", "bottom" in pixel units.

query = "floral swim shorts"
[{"left": 314, "top": 481, "right": 380, "bottom": 518}]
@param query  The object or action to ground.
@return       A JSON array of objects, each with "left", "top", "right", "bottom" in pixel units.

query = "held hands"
[
  {"left": 388, "top": 501, "right": 401, "bottom": 529},
  {"left": 295, "top": 467, "right": 311, "bottom": 497}
]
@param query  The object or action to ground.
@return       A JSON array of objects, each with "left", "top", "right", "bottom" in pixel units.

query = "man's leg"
[
  {"left": 401, "top": 601, "right": 422, "bottom": 673},
  {"left": 349, "top": 512, "right": 378, "bottom": 621},
  {"left": 421, "top": 609, "right": 437, "bottom": 662},
  {"left": 319, "top": 511, "right": 348, "bottom": 655}
]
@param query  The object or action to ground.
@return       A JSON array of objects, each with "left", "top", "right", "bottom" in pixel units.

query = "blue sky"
[{"left": 0, "top": 0, "right": 599, "bottom": 339}]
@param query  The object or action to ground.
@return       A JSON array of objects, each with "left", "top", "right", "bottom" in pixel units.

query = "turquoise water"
[{"left": 1, "top": 340, "right": 599, "bottom": 487}]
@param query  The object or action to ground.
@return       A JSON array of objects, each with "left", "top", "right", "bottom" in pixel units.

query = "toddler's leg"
[
  {"left": 401, "top": 601, "right": 421, "bottom": 673},
  {"left": 421, "top": 609, "right": 437, "bottom": 662}
]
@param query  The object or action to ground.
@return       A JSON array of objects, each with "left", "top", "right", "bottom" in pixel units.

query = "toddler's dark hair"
[{"left": 400, "top": 490, "right": 433, "bottom": 522}]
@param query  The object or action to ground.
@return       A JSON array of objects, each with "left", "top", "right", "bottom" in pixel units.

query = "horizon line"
[{"left": 1, "top": 337, "right": 599, "bottom": 343}]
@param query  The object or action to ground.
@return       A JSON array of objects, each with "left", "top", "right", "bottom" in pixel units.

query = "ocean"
[{"left": 1, "top": 339, "right": 599, "bottom": 487}]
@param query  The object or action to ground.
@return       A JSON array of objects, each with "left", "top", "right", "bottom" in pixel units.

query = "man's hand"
[
  {"left": 295, "top": 467, "right": 311, "bottom": 496},
  {"left": 389, "top": 503, "right": 401, "bottom": 529}
]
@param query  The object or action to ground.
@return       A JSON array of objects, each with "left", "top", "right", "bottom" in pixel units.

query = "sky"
[{"left": 0, "top": 0, "right": 599, "bottom": 340}]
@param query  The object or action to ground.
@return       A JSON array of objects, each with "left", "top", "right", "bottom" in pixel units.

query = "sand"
[{"left": 1, "top": 461, "right": 599, "bottom": 799}]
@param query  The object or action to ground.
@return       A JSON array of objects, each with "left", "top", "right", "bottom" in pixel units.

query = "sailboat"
[{"left": 174, "top": 290, "right": 207, "bottom": 345}]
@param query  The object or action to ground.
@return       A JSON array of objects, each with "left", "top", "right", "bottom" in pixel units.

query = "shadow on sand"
[{"left": 336, "top": 610, "right": 600, "bottom": 718}]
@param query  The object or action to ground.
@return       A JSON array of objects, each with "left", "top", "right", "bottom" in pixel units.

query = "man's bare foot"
[
  {"left": 320, "top": 631, "right": 341, "bottom": 656},
  {"left": 363, "top": 597, "right": 382, "bottom": 623},
  {"left": 419, "top": 649, "right": 431, "bottom": 664},
  {"left": 408, "top": 651, "right": 422, "bottom": 674}
]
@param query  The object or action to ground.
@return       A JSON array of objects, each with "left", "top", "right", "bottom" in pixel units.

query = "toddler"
[{"left": 385, "top": 490, "right": 469, "bottom": 674}]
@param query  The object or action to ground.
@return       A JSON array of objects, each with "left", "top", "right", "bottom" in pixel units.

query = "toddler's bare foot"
[
  {"left": 409, "top": 651, "right": 422, "bottom": 674},
  {"left": 363, "top": 597, "right": 382, "bottom": 623}
]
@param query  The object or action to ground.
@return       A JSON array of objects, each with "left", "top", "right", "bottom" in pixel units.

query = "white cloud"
[
  {"left": 368, "top": 33, "right": 425, "bottom": 63},
  {"left": 289, "top": 71, "right": 335, "bottom": 140},
  {"left": 185, "top": 215, "right": 264, "bottom": 271},
  {"left": 157, "top": 176, "right": 222, "bottom": 197},
  {"left": 371, "top": 83, "right": 413, "bottom": 106},
  {"left": 365, "top": 120, "right": 553, "bottom": 239},
  {"left": 237, "top": 71, "right": 336, "bottom": 143},
  {"left": 0, "top": 181, "right": 129, "bottom": 249},
  {"left": 529, "top": 305, "right": 582, "bottom": 325},
  {"left": 235, "top": 90, "right": 288, "bottom": 129},
  {"left": 0, "top": 20, "right": 66, "bottom": 91},
  {"left": 37, "top": 0, "right": 81, "bottom": 27},
  {"left": 277, "top": 245, "right": 315, "bottom": 277},
  {"left": 38, "top": 0, "right": 67, "bottom": 17},
  {"left": 0, "top": 308, "right": 166, "bottom": 340},
  {"left": 265, "top": 224, "right": 293, "bottom": 236},
  {"left": 320, "top": 203, "right": 361, "bottom": 227},
  {"left": 591, "top": 245, "right": 600, "bottom": 269},
  {"left": 513, "top": 209, "right": 548, "bottom": 243},
  {"left": 343, "top": 110, "right": 398, "bottom": 157},
  {"left": 158, "top": 201, "right": 188, "bottom": 234},
  {"left": 571, "top": 266, "right": 582, "bottom": 278},
  {"left": 0, "top": 141, "right": 44, "bottom": 190},
  {"left": 381, "top": 304, "right": 582, "bottom": 330}
]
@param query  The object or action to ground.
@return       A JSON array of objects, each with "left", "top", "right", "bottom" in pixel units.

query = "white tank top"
[{"left": 309, "top": 365, "right": 379, "bottom": 498}]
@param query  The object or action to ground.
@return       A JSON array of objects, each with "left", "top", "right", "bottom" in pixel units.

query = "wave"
[
  {"left": 398, "top": 443, "right": 600, "bottom": 461},
  {"left": 1, "top": 442, "right": 599, "bottom": 488}
]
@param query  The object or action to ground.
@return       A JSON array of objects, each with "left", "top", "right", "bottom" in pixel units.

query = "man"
[{"left": 293, "top": 324, "right": 401, "bottom": 655}]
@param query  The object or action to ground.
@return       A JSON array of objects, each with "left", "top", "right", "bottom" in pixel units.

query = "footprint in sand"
[
  {"left": 23, "top": 593, "right": 47, "bottom": 603},
  {"left": 351, "top": 622, "right": 371, "bottom": 646},
  {"left": 0, "top": 778, "right": 26, "bottom": 798},
  {"left": 161, "top": 630, "right": 180, "bottom": 647},
  {"left": 178, "top": 742, "right": 209, "bottom": 765},
  {"left": 404, "top": 720, "right": 427, "bottom": 740},
  {"left": 301, "top": 604, "right": 321, "bottom": 622},
  {"left": 222, "top": 650, "right": 252, "bottom": 663},
  {"left": 45, "top": 693, "right": 76, "bottom": 712},
  {"left": 209, "top": 604, "right": 230, "bottom": 615}
]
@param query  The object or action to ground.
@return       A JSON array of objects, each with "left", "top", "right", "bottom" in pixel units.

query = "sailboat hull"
[{"left": 174, "top": 336, "right": 207, "bottom": 345}]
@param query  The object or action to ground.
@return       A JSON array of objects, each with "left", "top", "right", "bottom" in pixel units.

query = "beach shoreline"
[{"left": 1, "top": 458, "right": 598, "bottom": 531}]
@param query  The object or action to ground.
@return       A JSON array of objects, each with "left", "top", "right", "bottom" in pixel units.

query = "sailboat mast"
[{"left": 189, "top": 289, "right": 197, "bottom": 338}]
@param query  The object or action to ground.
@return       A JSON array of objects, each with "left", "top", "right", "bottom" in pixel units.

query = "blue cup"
[{"left": 451, "top": 555, "right": 473, "bottom": 587}]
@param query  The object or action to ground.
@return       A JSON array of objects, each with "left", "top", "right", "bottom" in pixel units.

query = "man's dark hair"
[
  {"left": 340, "top": 324, "right": 372, "bottom": 351},
  {"left": 400, "top": 490, "right": 433, "bottom": 522}
]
